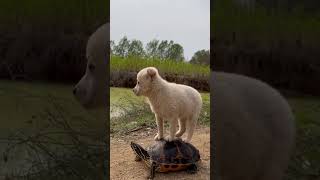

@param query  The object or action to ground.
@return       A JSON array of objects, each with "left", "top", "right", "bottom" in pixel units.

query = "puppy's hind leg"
[
  {"left": 185, "top": 114, "right": 199, "bottom": 143},
  {"left": 175, "top": 118, "right": 186, "bottom": 137}
]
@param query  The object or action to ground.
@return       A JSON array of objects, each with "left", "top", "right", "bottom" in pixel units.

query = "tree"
[
  {"left": 114, "top": 36, "right": 130, "bottom": 57},
  {"left": 110, "top": 40, "right": 115, "bottom": 55},
  {"left": 190, "top": 49, "right": 210, "bottom": 65},
  {"left": 166, "top": 43, "right": 184, "bottom": 61},
  {"left": 156, "top": 40, "right": 169, "bottom": 59},
  {"left": 113, "top": 36, "right": 185, "bottom": 61},
  {"left": 146, "top": 39, "right": 184, "bottom": 61},
  {"left": 145, "top": 39, "right": 159, "bottom": 59},
  {"left": 128, "top": 39, "right": 145, "bottom": 57}
]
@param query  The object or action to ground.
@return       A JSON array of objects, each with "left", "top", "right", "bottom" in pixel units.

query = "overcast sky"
[{"left": 111, "top": 0, "right": 210, "bottom": 60}]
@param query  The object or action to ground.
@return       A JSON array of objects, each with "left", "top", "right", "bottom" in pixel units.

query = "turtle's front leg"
[{"left": 148, "top": 161, "right": 157, "bottom": 180}]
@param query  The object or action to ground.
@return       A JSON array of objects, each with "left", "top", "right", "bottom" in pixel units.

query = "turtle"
[{"left": 130, "top": 139, "right": 201, "bottom": 179}]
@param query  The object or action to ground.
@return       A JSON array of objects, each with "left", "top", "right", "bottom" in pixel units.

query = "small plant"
[
  {"left": 2, "top": 96, "right": 106, "bottom": 180},
  {"left": 110, "top": 97, "right": 155, "bottom": 135}
]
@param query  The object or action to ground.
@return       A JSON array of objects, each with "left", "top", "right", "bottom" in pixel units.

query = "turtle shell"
[{"left": 147, "top": 139, "right": 200, "bottom": 166}]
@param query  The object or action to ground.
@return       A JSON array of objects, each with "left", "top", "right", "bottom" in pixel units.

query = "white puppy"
[{"left": 133, "top": 67, "right": 202, "bottom": 142}]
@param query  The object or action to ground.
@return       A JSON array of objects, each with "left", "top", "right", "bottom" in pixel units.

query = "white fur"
[{"left": 133, "top": 67, "right": 202, "bottom": 142}]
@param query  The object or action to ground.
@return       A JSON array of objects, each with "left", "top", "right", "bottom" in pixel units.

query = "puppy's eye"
[
  {"left": 88, "top": 64, "right": 95, "bottom": 71},
  {"left": 137, "top": 81, "right": 140, "bottom": 84}
]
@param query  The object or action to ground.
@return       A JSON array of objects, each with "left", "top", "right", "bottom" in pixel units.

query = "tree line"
[{"left": 110, "top": 36, "right": 210, "bottom": 65}]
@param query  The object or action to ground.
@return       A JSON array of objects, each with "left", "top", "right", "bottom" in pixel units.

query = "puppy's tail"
[{"left": 186, "top": 93, "right": 202, "bottom": 142}]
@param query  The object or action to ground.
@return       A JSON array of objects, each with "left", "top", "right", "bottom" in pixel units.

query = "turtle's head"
[{"left": 130, "top": 142, "right": 150, "bottom": 161}]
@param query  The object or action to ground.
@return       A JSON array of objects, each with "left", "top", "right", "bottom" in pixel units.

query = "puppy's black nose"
[{"left": 73, "top": 88, "right": 77, "bottom": 95}]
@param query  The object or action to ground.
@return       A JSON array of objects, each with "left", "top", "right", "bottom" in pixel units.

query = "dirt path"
[{"left": 110, "top": 127, "right": 210, "bottom": 180}]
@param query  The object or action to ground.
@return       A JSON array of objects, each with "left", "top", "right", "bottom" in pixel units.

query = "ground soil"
[{"left": 110, "top": 127, "right": 210, "bottom": 180}]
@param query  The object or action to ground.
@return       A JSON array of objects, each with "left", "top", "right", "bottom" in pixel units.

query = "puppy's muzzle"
[{"left": 132, "top": 87, "right": 139, "bottom": 96}]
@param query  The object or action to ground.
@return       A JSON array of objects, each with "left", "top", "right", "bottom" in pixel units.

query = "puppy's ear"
[{"left": 147, "top": 68, "right": 157, "bottom": 80}]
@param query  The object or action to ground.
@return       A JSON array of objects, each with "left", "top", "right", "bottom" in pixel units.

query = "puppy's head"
[
  {"left": 73, "top": 23, "right": 109, "bottom": 108},
  {"left": 133, "top": 67, "right": 158, "bottom": 96}
]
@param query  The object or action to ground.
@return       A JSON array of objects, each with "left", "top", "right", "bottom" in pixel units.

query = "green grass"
[
  {"left": 286, "top": 97, "right": 320, "bottom": 179},
  {"left": 110, "top": 87, "right": 210, "bottom": 135},
  {"left": 0, "top": 80, "right": 107, "bottom": 178},
  {"left": 111, "top": 56, "right": 210, "bottom": 77},
  {"left": 110, "top": 87, "right": 143, "bottom": 105},
  {"left": 0, "top": 80, "right": 104, "bottom": 137}
]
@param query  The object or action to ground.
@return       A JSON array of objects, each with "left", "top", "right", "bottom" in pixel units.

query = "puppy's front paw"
[
  {"left": 154, "top": 134, "right": 163, "bottom": 141},
  {"left": 165, "top": 136, "right": 176, "bottom": 142}
]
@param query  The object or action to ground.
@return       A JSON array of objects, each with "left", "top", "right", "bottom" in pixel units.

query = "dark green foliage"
[
  {"left": 212, "top": 0, "right": 320, "bottom": 95},
  {"left": 166, "top": 43, "right": 184, "bottom": 61},
  {"left": 145, "top": 39, "right": 160, "bottom": 59},
  {"left": 0, "top": 0, "right": 109, "bottom": 27},
  {"left": 128, "top": 39, "right": 145, "bottom": 57},
  {"left": 0, "top": 0, "right": 109, "bottom": 82},
  {"left": 113, "top": 36, "right": 130, "bottom": 57},
  {"left": 113, "top": 37, "right": 185, "bottom": 61},
  {"left": 212, "top": 0, "right": 320, "bottom": 48},
  {"left": 113, "top": 37, "right": 145, "bottom": 58},
  {"left": 145, "top": 39, "right": 184, "bottom": 61}
]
